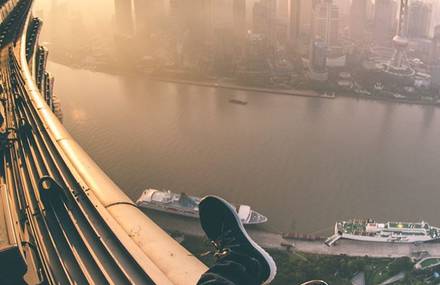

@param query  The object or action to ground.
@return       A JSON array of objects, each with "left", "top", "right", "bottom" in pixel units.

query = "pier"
[{"left": 144, "top": 209, "right": 440, "bottom": 259}]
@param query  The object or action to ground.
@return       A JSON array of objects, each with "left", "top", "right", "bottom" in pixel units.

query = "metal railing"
[{"left": 3, "top": 2, "right": 208, "bottom": 284}]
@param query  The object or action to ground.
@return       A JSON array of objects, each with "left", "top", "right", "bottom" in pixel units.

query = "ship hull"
[
  {"left": 136, "top": 189, "right": 267, "bottom": 225},
  {"left": 137, "top": 201, "right": 199, "bottom": 219},
  {"left": 138, "top": 202, "right": 267, "bottom": 225},
  {"left": 339, "top": 233, "right": 435, "bottom": 243},
  {"left": 334, "top": 220, "right": 440, "bottom": 244}
]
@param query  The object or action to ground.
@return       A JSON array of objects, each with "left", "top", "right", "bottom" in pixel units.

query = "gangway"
[{"left": 324, "top": 234, "right": 342, "bottom": 247}]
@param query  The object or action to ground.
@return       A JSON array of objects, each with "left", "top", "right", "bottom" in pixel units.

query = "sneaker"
[{"left": 199, "top": 195, "right": 277, "bottom": 284}]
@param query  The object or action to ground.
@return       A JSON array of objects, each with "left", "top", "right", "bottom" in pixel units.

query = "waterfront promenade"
[
  {"left": 144, "top": 209, "right": 440, "bottom": 259},
  {"left": 143, "top": 75, "right": 440, "bottom": 107},
  {"left": 148, "top": 76, "right": 323, "bottom": 98}
]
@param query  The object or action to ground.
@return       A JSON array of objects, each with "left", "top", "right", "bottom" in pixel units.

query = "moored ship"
[
  {"left": 136, "top": 189, "right": 268, "bottom": 225},
  {"left": 325, "top": 219, "right": 440, "bottom": 246}
]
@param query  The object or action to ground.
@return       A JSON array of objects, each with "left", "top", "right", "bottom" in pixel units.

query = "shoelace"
[{"left": 201, "top": 229, "right": 242, "bottom": 258}]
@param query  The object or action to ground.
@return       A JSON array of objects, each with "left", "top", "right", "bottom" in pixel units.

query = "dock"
[{"left": 143, "top": 209, "right": 440, "bottom": 258}]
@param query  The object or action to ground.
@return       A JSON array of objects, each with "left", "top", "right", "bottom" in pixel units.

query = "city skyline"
[{"left": 5, "top": 0, "right": 440, "bottom": 284}]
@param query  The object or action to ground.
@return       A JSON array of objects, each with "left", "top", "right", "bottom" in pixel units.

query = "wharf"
[
  {"left": 143, "top": 209, "right": 440, "bottom": 259},
  {"left": 148, "top": 76, "right": 322, "bottom": 98}
]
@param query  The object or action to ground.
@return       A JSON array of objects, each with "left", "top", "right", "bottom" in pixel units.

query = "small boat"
[
  {"left": 320, "top": 92, "right": 336, "bottom": 99},
  {"left": 326, "top": 219, "right": 440, "bottom": 245},
  {"left": 136, "top": 189, "right": 268, "bottom": 225},
  {"left": 229, "top": 98, "right": 248, "bottom": 105}
]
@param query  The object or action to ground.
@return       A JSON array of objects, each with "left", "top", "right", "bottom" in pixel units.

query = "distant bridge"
[{"left": 0, "top": 1, "right": 207, "bottom": 284}]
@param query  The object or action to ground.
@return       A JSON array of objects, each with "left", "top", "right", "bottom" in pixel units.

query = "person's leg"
[
  {"left": 197, "top": 196, "right": 276, "bottom": 285},
  {"left": 197, "top": 250, "right": 263, "bottom": 285}
]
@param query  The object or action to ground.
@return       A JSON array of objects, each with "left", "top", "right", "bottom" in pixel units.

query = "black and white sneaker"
[{"left": 199, "top": 195, "right": 277, "bottom": 284}]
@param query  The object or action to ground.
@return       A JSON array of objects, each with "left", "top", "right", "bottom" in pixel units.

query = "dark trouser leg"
[{"left": 197, "top": 253, "right": 263, "bottom": 285}]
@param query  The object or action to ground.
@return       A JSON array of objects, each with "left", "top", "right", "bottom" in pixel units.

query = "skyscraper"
[
  {"left": 252, "top": 0, "right": 277, "bottom": 42},
  {"left": 350, "top": 0, "right": 368, "bottom": 42},
  {"left": 431, "top": 25, "right": 440, "bottom": 88},
  {"left": 312, "top": 0, "right": 340, "bottom": 46},
  {"left": 408, "top": 1, "right": 432, "bottom": 39},
  {"left": 233, "top": 0, "right": 247, "bottom": 40},
  {"left": 310, "top": 39, "right": 328, "bottom": 71},
  {"left": 308, "top": 39, "right": 328, "bottom": 81},
  {"left": 294, "top": 0, "right": 314, "bottom": 54},
  {"left": 333, "top": 0, "right": 350, "bottom": 15},
  {"left": 212, "top": 0, "right": 233, "bottom": 29},
  {"left": 431, "top": 25, "right": 440, "bottom": 64},
  {"left": 374, "top": 0, "right": 397, "bottom": 44},
  {"left": 169, "top": 0, "right": 213, "bottom": 42},
  {"left": 277, "top": 0, "right": 289, "bottom": 20},
  {"left": 289, "top": 0, "right": 301, "bottom": 44},
  {"left": 133, "top": 0, "right": 165, "bottom": 38},
  {"left": 114, "top": 0, "right": 134, "bottom": 35}
]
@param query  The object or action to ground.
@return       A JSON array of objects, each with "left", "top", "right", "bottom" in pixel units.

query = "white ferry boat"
[
  {"left": 136, "top": 189, "right": 268, "bottom": 225},
  {"left": 326, "top": 219, "right": 440, "bottom": 245},
  {"left": 320, "top": 92, "right": 336, "bottom": 99},
  {"left": 229, "top": 98, "right": 248, "bottom": 105}
]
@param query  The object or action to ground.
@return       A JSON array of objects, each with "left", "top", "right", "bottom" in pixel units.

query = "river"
[{"left": 49, "top": 62, "right": 440, "bottom": 234}]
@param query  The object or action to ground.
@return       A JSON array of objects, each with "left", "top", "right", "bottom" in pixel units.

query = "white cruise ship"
[
  {"left": 325, "top": 219, "right": 440, "bottom": 245},
  {"left": 136, "top": 189, "right": 268, "bottom": 225}
]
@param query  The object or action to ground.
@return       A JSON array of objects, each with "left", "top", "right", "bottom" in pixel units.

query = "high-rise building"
[
  {"left": 277, "top": 0, "right": 289, "bottom": 20},
  {"left": 169, "top": 0, "right": 213, "bottom": 41},
  {"left": 374, "top": 0, "right": 397, "bottom": 44},
  {"left": 366, "top": 0, "right": 375, "bottom": 22},
  {"left": 310, "top": 39, "right": 327, "bottom": 71},
  {"left": 289, "top": 0, "right": 301, "bottom": 44},
  {"left": 433, "top": 2, "right": 440, "bottom": 33},
  {"left": 333, "top": 0, "right": 350, "bottom": 15},
  {"left": 350, "top": 0, "right": 368, "bottom": 42},
  {"left": 288, "top": 0, "right": 315, "bottom": 51},
  {"left": 431, "top": 25, "right": 440, "bottom": 64},
  {"left": 133, "top": 0, "right": 165, "bottom": 38},
  {"left": 233, "top": 0, "right": 247, "bottom": 39},
  {"left": 252, "top": 0, "right": 277, "bottom": 42},
  {"left": 308, "top": 39, "right": 328, "bottom": 81},
  {"left": 114, "top": 0, "right": 134, "bottom": 35},
  {"left": 312, "top": 0, "right": 340, "bottom": 46},
  {"left": 431, "top": 27, "right": 440, "bottom": 88},
  {"left": 408, "top": 1, "right": 432, "bottom": 39},
  {"left": 212, "top": 0, "right": 233, "bottom": 28}
]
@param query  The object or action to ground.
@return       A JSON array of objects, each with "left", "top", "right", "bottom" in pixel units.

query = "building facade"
[
  {"left": 133, "top": 0, "right": 165, "bottom": 39},
  {"left": 408, "top": 1, "right": 432, "bottom": 39},
  {"left": 252, "top": 0, "right": 277, "bottom": 42},
  {"left": 350, "top": 0, "right": 368, "bottom": 42},
  {"left": 374, "top": 0, "right": 397, "bottom": 45},
  {"left": 312, "top": 0, "right": 340, "bottom": 46},
  {"left": 114, "top": 0, "right": 134, "bottom": 36}
]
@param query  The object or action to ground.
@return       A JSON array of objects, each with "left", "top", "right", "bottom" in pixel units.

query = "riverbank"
[
  {"left": 148, "top": 76, "right": 324, "bottom": 99},
  {"left": 181, "top": 234, "right": 421, "bottom": 285},
  {"left": 49, "top": 58, "right": 440, "bottom": 107},
  {"left": 143, "top": 209, "right": 440, "bottom": 259},
  {"left": 158, "top": 212, "right": 435, "bottom": 284},
  {"left": 151, "top": 76, "right": 440, "bottom": 107},
  {"left": 338, "top": 92, "right": 440, "bottom": 107}
]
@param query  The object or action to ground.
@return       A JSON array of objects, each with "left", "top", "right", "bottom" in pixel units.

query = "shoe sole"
[{"left": 202, "top": 195, "right": 277, "bottom": 284}]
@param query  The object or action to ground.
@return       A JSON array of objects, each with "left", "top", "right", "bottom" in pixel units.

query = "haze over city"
[{"left": 3, "top": 0, "right": 440, "bottom": 284}]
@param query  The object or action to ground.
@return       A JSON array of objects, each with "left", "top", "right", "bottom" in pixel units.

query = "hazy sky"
[
  {"left": 34, "top": 0, "right": 115, "bottom": 21},
  {"left": 33, "top": 0, "right": 440, "bottom": 29}
]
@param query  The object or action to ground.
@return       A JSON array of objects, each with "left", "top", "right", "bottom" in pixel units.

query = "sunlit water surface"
[{"left": 50, "top": 62, "right": 440, "bottom": 234}]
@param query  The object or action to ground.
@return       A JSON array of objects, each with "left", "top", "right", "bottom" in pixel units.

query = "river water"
[{"left": 49, "top": 62, "right": 440, "bottom": 234}]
